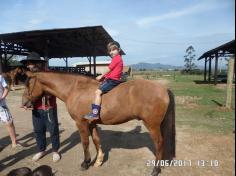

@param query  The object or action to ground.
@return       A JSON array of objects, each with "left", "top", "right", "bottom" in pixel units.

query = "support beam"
[
  {"left": 93, "top": 56, "right": 96, "bottom": 77},
  {"left": 87, "top": 56, "right": 91, "bottom": 75},
  {"left": 63, "top": 58, "right": 68, "bottom": 71},
  {"left": 204, "top": 57, "right": 207, "bottom": 81},
  {"left": 208, "top": 57, "right": 212, "bottom": 82},
  {"left": 44, "top": 39, "right": 50, "bottom": 68},
  {"left": 214, "top": 53, "right": 219, "bottom": 85},
  {"left": 66, "top": 58, "right": 68, "bottom": 71}
]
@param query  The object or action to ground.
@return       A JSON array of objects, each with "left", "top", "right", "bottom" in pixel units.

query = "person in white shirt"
[{"left": 0, "top": 74, "right": 22, "bottom": 149}]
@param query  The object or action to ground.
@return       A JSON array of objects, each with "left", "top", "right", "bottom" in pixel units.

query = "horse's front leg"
[
  {"left": 89, "top": 123, "right": 104, "bottom": 167},
  {"left": 76, "top": 119, "right": 91, "bottom": 170}
]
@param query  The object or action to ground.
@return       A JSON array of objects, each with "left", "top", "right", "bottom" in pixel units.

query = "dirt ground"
[{"left": 0, "top": 87, "right": 235, "bottom": 176}]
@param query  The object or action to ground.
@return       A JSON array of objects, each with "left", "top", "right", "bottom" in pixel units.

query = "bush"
[{"left": 181, "top": 69, "right": 204, "bottom": 75}]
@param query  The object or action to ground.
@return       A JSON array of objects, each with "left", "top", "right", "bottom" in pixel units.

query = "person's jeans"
[{"left": 32, "top": 108, "right": 60, "bottom": 152}]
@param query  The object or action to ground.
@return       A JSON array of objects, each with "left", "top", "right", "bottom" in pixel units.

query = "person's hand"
[
  {"left": 96, "top": 75, "right": 103, "bottom": 81},
  {"left": 21, "top": 106, "right": 33, "bottom": 110}
]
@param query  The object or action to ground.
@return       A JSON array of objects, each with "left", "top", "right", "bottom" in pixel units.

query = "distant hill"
[{"left": 129, "top": 62, "right": 183, "bottom": 70}]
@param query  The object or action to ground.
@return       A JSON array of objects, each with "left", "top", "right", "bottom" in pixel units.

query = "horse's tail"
[{"left": 161, "top": 89, "right": 176, "bottom": 161}]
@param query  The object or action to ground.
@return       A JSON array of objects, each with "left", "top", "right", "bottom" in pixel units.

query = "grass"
[{"left": 131, "top": 71, "right": 235, "bottom": 134}]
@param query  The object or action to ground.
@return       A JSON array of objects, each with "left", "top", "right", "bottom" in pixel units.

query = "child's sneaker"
[{"left": 32, "top": 151, "right": 46, "bottom": 161}]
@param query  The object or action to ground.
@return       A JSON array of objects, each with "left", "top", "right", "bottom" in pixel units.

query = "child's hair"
[{"left": 107, "top": 41, "right": 120, "bottom": 52}]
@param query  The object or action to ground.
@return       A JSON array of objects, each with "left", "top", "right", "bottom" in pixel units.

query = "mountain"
[{"left": 129, "top": 62, "right": 183, "bottom": 70}]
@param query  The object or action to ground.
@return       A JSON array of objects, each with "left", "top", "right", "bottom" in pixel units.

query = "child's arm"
[
  {"left": 96, "top": 67, "right": 111, "bottom": 81},
  {"left": 0, "top": 87, "right": 9, "bottom": 100},
  {"left": 0, "top": 76, "right": 9, "bottom": 100}
]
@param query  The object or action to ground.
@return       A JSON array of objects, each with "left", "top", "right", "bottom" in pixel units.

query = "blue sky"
[{"left": 0, "top": 0, "right": 235, "bottom": 67}]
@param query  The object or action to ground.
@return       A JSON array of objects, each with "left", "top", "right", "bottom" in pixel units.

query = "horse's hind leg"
[
  {"left": 144, "top": 122, "right": 163, "bottom": 176},
  {"left": 76, "top": 120, "right": 91, "bottom": 170},
  {"left": 89, "top": 123, "right": 104, "bottom": 167}
]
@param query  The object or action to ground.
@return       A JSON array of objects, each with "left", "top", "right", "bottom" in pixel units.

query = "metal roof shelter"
[
  {"left": 0, "top": 25, "right": 125, "bottom": 75},
  {"left": 198, "top": 40, "right": 235, "bottom": 84}
]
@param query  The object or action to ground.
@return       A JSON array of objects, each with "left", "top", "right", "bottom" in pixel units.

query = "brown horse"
[
  {"left": 22, "top": 71, "right": 175, "bottom": 176},
  {"left": 3, "top": 67, "right": 26, "bottom": 90}
]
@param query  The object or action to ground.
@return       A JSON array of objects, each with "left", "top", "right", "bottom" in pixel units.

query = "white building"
[{"left": 72, "top": 61, "right": 131, "bottom": 75}]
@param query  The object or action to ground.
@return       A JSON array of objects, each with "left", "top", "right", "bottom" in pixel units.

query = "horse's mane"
[
  {"left": 42, "top": 71, "right": 96, "bottom": 80},
  {"left": 33, "top": 71, "right": 99, "bottom": 86}
]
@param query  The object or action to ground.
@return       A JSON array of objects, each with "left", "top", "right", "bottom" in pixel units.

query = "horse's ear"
[{"left": 25, "top": 71, "right": 35, "bottom": 78}]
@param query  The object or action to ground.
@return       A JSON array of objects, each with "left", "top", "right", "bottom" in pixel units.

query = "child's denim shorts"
[{"left": 99, "top": 79, "right": 121, "bottom": 93}]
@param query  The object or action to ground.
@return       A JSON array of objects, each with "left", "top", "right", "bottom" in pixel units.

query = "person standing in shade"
[{"left": 21, "top": 52, "right": 61, "bottom": 162}]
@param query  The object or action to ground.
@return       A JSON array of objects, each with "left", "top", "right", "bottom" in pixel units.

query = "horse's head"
[
  {"left": 22, "top": 71, "right": 44, "bottom": 108},
  {"left": 16, "top": 66, "right": 27, "bottom": 75}
]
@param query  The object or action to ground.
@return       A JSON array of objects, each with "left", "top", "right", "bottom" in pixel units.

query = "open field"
[{"left": 0, "top": 72, "right": 235, "bottom": 176}]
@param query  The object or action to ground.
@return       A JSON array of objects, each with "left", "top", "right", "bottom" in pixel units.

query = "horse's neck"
[{"left": 36, "top": 72, "right": 96, "bottom": 102}]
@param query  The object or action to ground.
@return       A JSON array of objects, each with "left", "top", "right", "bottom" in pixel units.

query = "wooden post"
[
  {"left": 204, "top": 57, "right": 207, "bottom": 82},
  {"left": 93, "top": 56, "right": 96, "bottom": 77},
  {"left": 88, "top": 56, "right": 91, "bottom": 75},
  {"left": 130, "top": 66, "right": 133, "bottom": 78},
  {"left": 208, "top": 57, "right": 212, "bottom": 82},
  {"left": 65, "top": 58, "right": 68, "bottom": 71},
  {"left": 225, "top": 57, "right": 235, "bottom": 109},
  {"left": 44, "top": 39, "right": 50, "bottom": 68},
  {"left": 214, "top": 53, "right": 219, "bottom": 85}
]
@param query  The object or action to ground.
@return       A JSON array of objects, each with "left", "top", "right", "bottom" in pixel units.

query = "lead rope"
[{"left": 45, "top": 95, "right": 52, "bottom": 123}]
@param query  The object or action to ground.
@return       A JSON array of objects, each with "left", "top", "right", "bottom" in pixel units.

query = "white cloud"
[
  {"left": 136, "top": 2, "right": 230, "bottom": 27},
  {"left": 28, "top": 19, "right": 44, "bottom": 25}
]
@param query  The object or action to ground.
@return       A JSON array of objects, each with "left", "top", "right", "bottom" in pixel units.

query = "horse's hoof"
[
  {"left": 151, "top": 167, "right": 161, "bottom": 176},
  {"left": 93, "top": 153, "right": 104, "bottom": 167},
  {"left": 80, "top": 159, "right": 91, "bottom": 171},
  {"left": 93, "top": 160, "right": 103, "bottom": 167}
]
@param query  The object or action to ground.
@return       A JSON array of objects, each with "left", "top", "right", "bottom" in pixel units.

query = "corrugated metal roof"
[
  {"left": 198, "top": 40, "right": 235, "bottom": 60},
  {"left": 0, "top": 26, "right": 125, "bottom": 58}
]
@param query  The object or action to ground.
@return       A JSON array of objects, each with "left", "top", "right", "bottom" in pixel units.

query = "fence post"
[{"left": 225, "top": 57, "right": 235, "bottom": 109}]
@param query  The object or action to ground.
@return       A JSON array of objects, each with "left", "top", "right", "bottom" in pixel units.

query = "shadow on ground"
[{"left": 0, "top": 125, "right": 154, "bottom": 171}]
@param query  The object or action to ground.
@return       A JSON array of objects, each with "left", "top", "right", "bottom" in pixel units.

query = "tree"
[
  {"left": 184, "top": 45, "right": 197, "bottom": 72},
  {"left": 1, "top": 54, "right": 21, "bottom": 72},
  {"left": 7, "top": 55, "right": 21, "bottom": 66}
]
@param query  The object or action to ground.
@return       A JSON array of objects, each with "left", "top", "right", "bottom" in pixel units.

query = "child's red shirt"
[{"left": 105, "top": 54, "right": 123, "bottom": 81}]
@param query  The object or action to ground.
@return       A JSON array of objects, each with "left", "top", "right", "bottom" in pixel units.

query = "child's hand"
[{"left": 96, "top": 75, "right": 103, "bottom": 81}]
